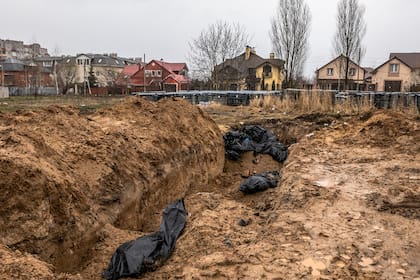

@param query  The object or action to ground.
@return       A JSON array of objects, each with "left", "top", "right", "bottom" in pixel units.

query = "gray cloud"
[{"left": 1, "top": 0, "right": 419, "bottom": 77}]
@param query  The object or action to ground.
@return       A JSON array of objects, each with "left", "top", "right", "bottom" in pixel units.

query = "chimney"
[
  {"left": 270, "top": 53, "right": 275, "bottom": 59},
  {"left": 245, "top": 46, "right": 252, "bottom": 60}
]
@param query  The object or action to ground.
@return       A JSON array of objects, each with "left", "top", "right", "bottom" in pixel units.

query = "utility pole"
[
  {"left": 54, "top": 60, "right": 59, "bottom": 95},
  {"left": 0, "top": 65, "right": 4, "bottom": 87},
  {"left": 143, "top": 53, "right": 146, "bottom": 92}
]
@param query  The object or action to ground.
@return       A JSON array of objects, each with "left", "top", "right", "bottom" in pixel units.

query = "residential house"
[
  {"left": 0, "top": 58, "right": 53, "bottom": 87},
  {"left": 213, "top": 46, "right": 284, "bottom": 91},
  {"left": 371, "top": 53, "right": 420, "bottom": 92},
  {"left": 58, "top": 53, "right": 135, "bottom": 94},
  {"left": 316, "top": 55, "right": 366, "bottom": 90},
  {"left": 120, "top": 60, "right": 190, "bottom": 92},
  {"left": 32, "top": 56, "right": 64, "bottom": 93},
  {"left": 115, "top": 64, "right": 143, "bottom": 94}
]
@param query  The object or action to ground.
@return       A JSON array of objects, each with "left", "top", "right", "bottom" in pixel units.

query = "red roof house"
[{"left": 118, "top": 60, "right": 190, "bottom": 92}]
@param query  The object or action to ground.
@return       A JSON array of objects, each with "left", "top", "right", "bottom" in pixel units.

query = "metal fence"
[
  {"left": 134, "top": 91, "right": 279, "bottom": 106},
  {"left": 8, "top": 87, "right": 58, "bottom": 96},
  {"left": 134, "top": 90, "right": 420, "bottom": 111}
]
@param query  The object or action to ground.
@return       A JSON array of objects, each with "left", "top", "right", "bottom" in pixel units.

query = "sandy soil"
[{"left": 0, "top": 99, "right": 419, "bottom": 279}]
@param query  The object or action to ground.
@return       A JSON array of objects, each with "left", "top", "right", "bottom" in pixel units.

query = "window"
[
  {"left": 145, "top": 70, "right": 151, "bottom": 77},
  {"left": 115, "top": 60, "right": 120, "bottom": 65},
  {"left": 349, "top": 68, "right": 356, "bottom": 76},
  {"left": 389, "top": 64, "right": 399, "bottom": 73},
  {"left": 156, "top": 70, "right": 162, "bottom": 77},
  {"left": 263, "top": 65, "right": 272, "bottom": 77},
  {"left": 77, "top": 59, "right": 90, "bottom": 65},
  {"left": 98, "top": 59, "right": 102, "bottom": 63},
  {"left": 151, "top": 70, "right": 155, "bottom": 77},
  {"left": 327, "top": 68, "right": 333, "bottom": 76}
]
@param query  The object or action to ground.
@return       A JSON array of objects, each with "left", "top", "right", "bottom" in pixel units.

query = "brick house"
[
  {"left": 119, "top": 60, "right": 190, "bottom": 92},
  {"left": 0, "top": 58, "right": 53, "bottom": 90},
  {"left": 116, "top": 64, "right": 143, "bottom": 94}
]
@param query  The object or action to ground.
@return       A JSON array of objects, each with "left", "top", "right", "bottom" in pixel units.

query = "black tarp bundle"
[
  {"left": 240, "top": 171, "right": 281, "bottom": 194},
  {"left": 102, "top": 199, "right": 187, "bottom": 280},
  {"left": 223, "top": 125, "right": 288, "bottom": 163}
]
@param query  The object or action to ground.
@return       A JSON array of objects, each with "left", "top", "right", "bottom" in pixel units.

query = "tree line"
[{"left": 189, "top": 0, "right": 366, "bottom": 90}]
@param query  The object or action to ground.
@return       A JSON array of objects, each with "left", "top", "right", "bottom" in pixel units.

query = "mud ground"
[{"left": 0, "top": 98, "right": 419, "bottom": 279}]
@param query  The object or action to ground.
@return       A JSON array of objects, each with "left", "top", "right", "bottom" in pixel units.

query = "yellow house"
[
  {"left": 213, "top": 46, "right": 284, "bottom": 91},
  {"left": 371, "top": 53, "right": 420, "bottom": 92}
]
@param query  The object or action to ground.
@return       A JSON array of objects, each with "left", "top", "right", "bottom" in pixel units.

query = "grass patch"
[{"left": 0, "top": 95, "right": 125, "bottom": 112}]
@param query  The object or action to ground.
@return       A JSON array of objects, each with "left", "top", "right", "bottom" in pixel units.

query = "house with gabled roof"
[
  {"left": 213, "top": 46, "right": 284, "bottom": 91},
  {"left": 316, "top": 55, "right": 366, "bottom": 91},
  {"left": 371, "top": 53, "right": 420, "bottom": 92},
  {"left": 0, "top": 58, "right": 53, "bottom": 90},
  {"left": 58, "top": 53, "right": 135, "bottom": 94},
  {"left": 119, "top": 59, "right": 190, "bottom": 92}
]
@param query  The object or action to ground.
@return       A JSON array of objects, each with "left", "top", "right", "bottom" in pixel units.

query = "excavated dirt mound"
[
  {"left": 142, "top": 109, "right": 419, "bottom": 280},
  {"left": 0, "top": 98, "right": 224, "bottom": 278},
  {"left": 1, "top": 102, "right": 419, "bottom": 280},
  {"left": 337, "top": 110, "right": 419, "bottom": 149}
]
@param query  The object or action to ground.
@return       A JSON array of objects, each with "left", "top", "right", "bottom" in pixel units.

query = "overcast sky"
[{"left": 1, "top": 0, "right": 419, "bottom": 77}]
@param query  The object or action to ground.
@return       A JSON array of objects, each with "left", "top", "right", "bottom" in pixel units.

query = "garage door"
[
  {"left": 384, "top": 81, "right": 401, "bottom": 92},
  {"left": 164, "top": 83, "right": 177, "bottom": 92}
]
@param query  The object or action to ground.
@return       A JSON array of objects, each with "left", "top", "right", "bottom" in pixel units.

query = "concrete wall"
[{"left": 0, "top": 87, "right": 9, "bottom": 98}]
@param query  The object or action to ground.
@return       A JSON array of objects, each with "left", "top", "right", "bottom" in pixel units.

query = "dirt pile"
[
  {"left": 337, "top": 110, "right": 419, "bottom": 149},
  {"left": 1, "top": 102, "right": 419, "bottom": 279},
  {"left": 0, "top": 97, "right": 224, "bottom": 277},
  {"left": 141, "top": 109, "right": 420, "bottom": 279}
]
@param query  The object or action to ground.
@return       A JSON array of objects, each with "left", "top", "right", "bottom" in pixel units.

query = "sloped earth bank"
[
  {"left": 141, "top": 109, "right": 420, "bottom": 280},
  {"left": 0, "top": 98, "right": 224, "bottom": 279},
  {"left": 0, "top": 101, "right": 420, "bottom": 279}
]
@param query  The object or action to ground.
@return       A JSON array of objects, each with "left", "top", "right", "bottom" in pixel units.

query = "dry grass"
[
  {"left": 250, "top": 90, "right": 418, "bottom": 115},
  {"left": 0, "top": 95, "right": 125, "bottom": 112},
  {"left": 250, "top": 91, "right": 336, "bottom": 113}
]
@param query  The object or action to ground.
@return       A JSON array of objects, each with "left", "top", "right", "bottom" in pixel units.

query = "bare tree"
[
  {"left": 57, "top": 62, "right": 76, "bottom": 94},
  {"left": 52, "top": 44, "right": 61, "bottom": 56},
  {"left": 270, "top": 0, "right": 311, "bottom": 88},
  {"left": 333, "top": 0, "right": 366, "bottom": 90},
  {"left": 189, "top": 21, "right": 250, "bottom": 86}
]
